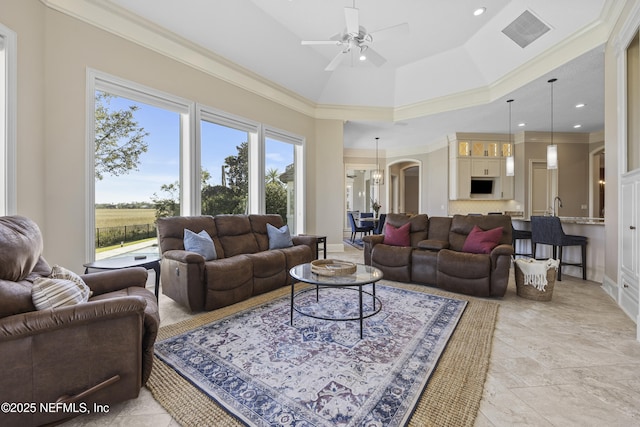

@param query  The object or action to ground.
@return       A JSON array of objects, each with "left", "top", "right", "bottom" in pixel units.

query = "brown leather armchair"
[{"left": 0, "top": 216, "right": 159, "bottom": 427}]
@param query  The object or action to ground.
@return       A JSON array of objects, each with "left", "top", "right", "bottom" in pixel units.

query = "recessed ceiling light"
[
  {"left": 575, "top": 103, "right": 586, "bottom": 108},
  {"left": 574, "top": 124, "right": 582, "bottom": 128},
  {"left": 518, "top": 122, "right": 526, "bottom": 127},
  {"left": 473, "top": 7, "right": 486, "bottom": 16}
]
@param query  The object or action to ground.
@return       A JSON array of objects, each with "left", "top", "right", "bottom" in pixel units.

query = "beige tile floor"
[{"left": 64, "top": 244, "right": 640, "bottom": 426}]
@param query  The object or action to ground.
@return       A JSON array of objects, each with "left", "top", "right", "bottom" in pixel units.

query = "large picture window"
[
  {"left": 87, "top": 71, "right": 305, "bottom": 260},
  {"left": 199, "top": 109, "right": 258, "bottom": 216}
]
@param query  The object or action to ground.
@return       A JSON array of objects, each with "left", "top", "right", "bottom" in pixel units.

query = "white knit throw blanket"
[{"left": 515, "top": 258, "right": 560, "bottom": 291}]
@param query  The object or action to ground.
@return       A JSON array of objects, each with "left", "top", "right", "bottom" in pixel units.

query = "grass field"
[{"left": 95, "top": 208, "right": 156, "bottom": 228}]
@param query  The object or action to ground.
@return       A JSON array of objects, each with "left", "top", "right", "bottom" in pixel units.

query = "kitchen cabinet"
[
  {"left": 449, "top": 157, "right": 471, "bottom": 200},
  {"left": 471, "top": 141, "right": 500, "bottom": 157},
  {"left": 471, "top": 159, "right": 500, "bottom": 177}
]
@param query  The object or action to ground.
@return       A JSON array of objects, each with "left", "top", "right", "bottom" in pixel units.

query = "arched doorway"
[{"left": 388, "top": 160, "right": 421, "bottom": 214}]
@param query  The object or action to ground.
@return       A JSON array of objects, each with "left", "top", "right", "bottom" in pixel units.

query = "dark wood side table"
[
  {"left": 83, "top": 255, "right": 161, "bottom": 299},
  {"left": 300, "top": 234, "right": 327, "bottom": 259}
]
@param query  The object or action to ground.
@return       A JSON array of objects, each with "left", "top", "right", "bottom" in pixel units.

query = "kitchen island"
[{"left": 512, "top": 217, "right": 604, "bottom": 283}]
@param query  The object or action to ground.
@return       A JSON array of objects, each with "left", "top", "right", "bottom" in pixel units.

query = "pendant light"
[
  {"left": 506, "top": 99, "right": 515, "bottom": 176},
  {"left": 371, "top": 137, "right": 383, "bottom": 185},
  {"left": 547, "top": 78, "right": 558, "bottom": 170}
]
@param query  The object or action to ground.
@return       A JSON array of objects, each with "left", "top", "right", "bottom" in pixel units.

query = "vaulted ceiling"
[{"left": 44, "top": 0, "right": 623, "bottom": 152}]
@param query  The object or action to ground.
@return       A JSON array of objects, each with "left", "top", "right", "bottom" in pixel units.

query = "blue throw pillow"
[
  {"left": 267, "top": 223, "right": 293, "bottom": 249},
  {"left": 184, "top": 229, "right": 217, "bottom": 261}
]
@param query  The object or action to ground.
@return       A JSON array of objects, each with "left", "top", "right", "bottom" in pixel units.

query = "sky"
[{"left": 95, "top": 93, "right": 293, "bottom": 204}]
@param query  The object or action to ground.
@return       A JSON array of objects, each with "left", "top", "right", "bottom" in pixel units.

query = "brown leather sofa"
[
  {"left": 157, "top": 214, "right": 316, "bottom": 312},
  {"left": 0, "top": 215, "right": 159, "bottom": 427},
  {"left": 363, "top": 214, "right": 514, "bottom": 297}
]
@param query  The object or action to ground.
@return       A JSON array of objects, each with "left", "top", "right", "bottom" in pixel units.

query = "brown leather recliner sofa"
[
  {"left": 157, "top": 214, "right": 316, "bottom": 312},
  {"left": 363, "top": 213, "right": 514, "bottom": 297},
  {"left": 0, "top": 216, "right": 159, "bottom": 427}
]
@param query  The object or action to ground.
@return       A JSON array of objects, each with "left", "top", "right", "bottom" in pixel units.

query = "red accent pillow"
[
  {"left": 384, "top": 222, "right": 411, "bottom": 247},
  {"left": 462, "top": 225, "right": 504, "bottom": 254}
]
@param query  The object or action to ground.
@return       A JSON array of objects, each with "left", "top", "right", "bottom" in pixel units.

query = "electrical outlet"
[{"left": 581, "top": 204, "right": 587, "bottom": 210}]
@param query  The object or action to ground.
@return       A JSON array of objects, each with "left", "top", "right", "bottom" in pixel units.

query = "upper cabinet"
[
  {"left": 472, "top": 141, "right": 500, "bottom": 157},
  {"left": 449, "top": 136, "right": 513, "bottom": 200}
]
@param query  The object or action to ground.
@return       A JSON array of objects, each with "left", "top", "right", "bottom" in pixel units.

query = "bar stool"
[
  {"left": 512, "top": 227, "right": 533, "bottom": 258},
  {"left": 531, "top": 216, "right": 588, "bottom": 281}
]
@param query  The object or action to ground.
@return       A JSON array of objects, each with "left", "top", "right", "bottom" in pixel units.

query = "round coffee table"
[{"left": 289, "top": 263, "right": 383, "bottom": 339}]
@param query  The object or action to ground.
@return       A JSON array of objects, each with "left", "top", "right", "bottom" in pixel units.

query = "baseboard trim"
[{"left": 601, "top": 274, "right": 618, "bottom": 301}]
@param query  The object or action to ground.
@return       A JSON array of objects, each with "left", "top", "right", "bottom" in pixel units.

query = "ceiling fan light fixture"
[{"left": 359, "top": 45, "right": 368, "bottom": 61}]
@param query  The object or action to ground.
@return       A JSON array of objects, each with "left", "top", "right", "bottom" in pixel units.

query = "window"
[
  {"left": 87, "top": 71, "right": 305, "bottom": 259},
  {"left": 0, "top": 25, "right": 16, "bottom": 216},
  {"left": 199, "top": 108, "right": 258, "bottom": 215},
  {"left": 93, "top": 90, "right": 182, "bottom": 253},
  {"left": 264, "top": 128, "right": 304, "bottom": 234},
  {"left": 88, "top": 70, "right": 192, "bottom": 260}
]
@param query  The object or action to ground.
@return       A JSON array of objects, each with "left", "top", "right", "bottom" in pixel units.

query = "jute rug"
[{"left": 147, "top": 281, "right": 498, "bottom": 427}]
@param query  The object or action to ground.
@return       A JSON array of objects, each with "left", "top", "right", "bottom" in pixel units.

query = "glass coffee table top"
[{"left": 289, "top": 263, "right": 383, "bottom": 286}]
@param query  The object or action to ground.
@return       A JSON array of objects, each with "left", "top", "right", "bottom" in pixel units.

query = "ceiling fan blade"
[
  {"left": 325, "top": 51, "right": 346, "bottom": 71},
  {"left": 344, "top": 7, "right": 359, "bottom": 35},
  {"left": 370, "top": 23, "right": 410, "bottom": 42},
  {"left": 364, "top": 47, "right": 386, "bottom": 67},
  {"left": 301, "top": 40, "right": 342, "bottom": 46}
]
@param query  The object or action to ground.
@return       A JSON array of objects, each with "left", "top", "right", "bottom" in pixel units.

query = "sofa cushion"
[
  {"left": 267, "top": 223, "right": 293, "bottom": 249},
  {"left": 31, "top": 277, "right": 91, "bottom": 310},
  {"left": 249, "top": 214, "right": 285, "bottom": 251},
  {"left": 203, "top": 255, "right": 254, "bottom": 311},
  {"left": 0, "top": 216, "right": 44, "bottom": 282},
  {"left": 385, "top": 214, "right": 429, "bottom": 247},
  {"left": 384, "top": 222, "right": 411, "bottom": 246},
  {"left": 371, "top": 244, "right": 413, "bottom": 282},
  {"left": 156, "top": 215, "right": 221, "bottom": 255},
  {"left": 449, "top": 214, "right": 512, "bottom": 251},
  {"left": 215, "top": 215, "right": 260, "bottom": 257},
  {"left": 184, "top": 229, "right": 217, "bottom": 261},
  {"left": 462, "top": 225, "right": 504, "bottom": 254}
]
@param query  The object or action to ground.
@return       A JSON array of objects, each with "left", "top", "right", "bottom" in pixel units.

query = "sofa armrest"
[
  {"left": 0, "top": 296, "right": 146, "bottom": 340},
  {"left": 162, "top": 249, "right": 206, "bottom": 264},
  {"left": 292, "top": 235, "right": 318, "bottom": 259},
  {"left": 363, "top": 234, "right": 385, "bottom": 265},
  {"left": 490, "top": 243, "right": 514, "bottom": 261},
  {"left": 417, "top": 239, "right": 450, "bottom": 251},
  {"left": 81, "top": 267, "right": 148, "bottom": 296}
]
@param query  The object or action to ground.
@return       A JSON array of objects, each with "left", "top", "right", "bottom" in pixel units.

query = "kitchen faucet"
[{"left": 553, "top": 196, "right": 563, "bottom": 216}]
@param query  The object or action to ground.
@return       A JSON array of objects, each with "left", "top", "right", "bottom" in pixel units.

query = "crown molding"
[
  {"left": 42, "top": 0, "right": 624, "bottom": 124},
  {"left": 41, "top": 0, "right": 317, "bottom": 117}
]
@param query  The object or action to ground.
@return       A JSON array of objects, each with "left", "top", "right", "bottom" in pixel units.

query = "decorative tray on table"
[{"left": 310, "top": 259, "right": 357, "bottom": 276}]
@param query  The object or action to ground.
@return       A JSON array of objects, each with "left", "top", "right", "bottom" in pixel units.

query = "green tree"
[
  {"left": 94, "top": 92, "right": 149, "bottom": 180},
  {"left": 151, "top": 181, "right": 180, "bottom": 219},
  {"left": 266, "top": 168, "right": 280, "bottom": 184},
  {"left": 266, "top": 180, "right": 287, "bottom": 221},
  {"left": 225, "top": 141, "right": 248, "bottom": 192}
]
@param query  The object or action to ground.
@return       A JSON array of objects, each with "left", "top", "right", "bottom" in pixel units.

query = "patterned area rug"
[{"left": 154, "top": 285, "right": 466, "bottom": 426}]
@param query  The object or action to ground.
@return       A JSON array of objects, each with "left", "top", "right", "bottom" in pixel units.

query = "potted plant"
[{"left": 371, "top": 199, "right": 381, "bottom": 218}]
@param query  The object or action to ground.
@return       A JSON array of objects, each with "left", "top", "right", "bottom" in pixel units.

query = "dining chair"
[{"left": 348, "top": 212, "right": 374, "bottom": 242}]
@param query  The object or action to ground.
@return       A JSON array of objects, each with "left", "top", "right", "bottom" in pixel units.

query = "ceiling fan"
[{"left": 301, "top": 5, "right": 409, "bottom": 71}]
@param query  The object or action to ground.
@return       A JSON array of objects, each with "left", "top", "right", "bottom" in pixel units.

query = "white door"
[{"left": 530, "top": 160, "right": 558, "bottom": 217}]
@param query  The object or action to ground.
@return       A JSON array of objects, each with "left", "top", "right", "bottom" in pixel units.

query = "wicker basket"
[
  {"left": 310, "top": 259, "right": 357, "bottom": 276},
  {"left": 514, "top": 261, "right": 557, "bottom": 301}
]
